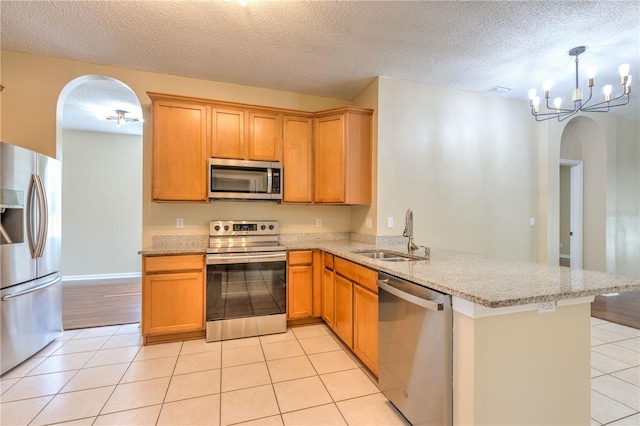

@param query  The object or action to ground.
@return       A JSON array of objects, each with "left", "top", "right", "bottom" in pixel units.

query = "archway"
[
  {"left": 57, "top": 75, "right": 143, "bottom": 328},
  {"left": 559, "top": 116, "right": 606, "bottom": 273}
]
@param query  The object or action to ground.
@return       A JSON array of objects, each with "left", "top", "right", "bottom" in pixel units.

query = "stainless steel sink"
[{"left": 352, "top": 250, "right": 424, "bottom": 262}]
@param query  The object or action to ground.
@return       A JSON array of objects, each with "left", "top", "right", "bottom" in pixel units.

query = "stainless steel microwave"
[{"left": 209, "top": 158, "right": 282, "bottom": 201}]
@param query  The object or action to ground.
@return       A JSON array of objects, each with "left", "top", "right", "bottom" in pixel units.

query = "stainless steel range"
[{"left": 205, "top": 220, "right": 287, "bottom": 342}]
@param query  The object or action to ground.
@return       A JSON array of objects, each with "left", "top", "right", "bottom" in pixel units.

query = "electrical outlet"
[
  {"left": 316, "top": 218, "right": 322, "bottom": 227},
  {"left": 537, "top": 301, "right": 556, "bottom": 313},
  {"left": 365, "top": 218, "right": 372, "bottom": 229},
  {"left": 387, "top": 217, "right": 394, "bottom": 228},
  {"left": 529, "top": 217, "right": 536, "bottom": 227},
  {"left": 176, "top": 218, "right": 184, "bottom": 229}
]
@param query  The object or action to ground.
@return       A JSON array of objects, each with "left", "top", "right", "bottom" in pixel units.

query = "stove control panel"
[{"left": 209, "top": 220, "right": 278, "bottom": 236}]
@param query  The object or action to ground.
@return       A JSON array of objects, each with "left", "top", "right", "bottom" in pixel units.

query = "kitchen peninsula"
[{"left": 140, "top": 236, "right": 640, "bottom": 425}]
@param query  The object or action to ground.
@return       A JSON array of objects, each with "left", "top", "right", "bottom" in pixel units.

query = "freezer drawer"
[{"left": 1, "top": 273, "right": 62, "bottom": 375}]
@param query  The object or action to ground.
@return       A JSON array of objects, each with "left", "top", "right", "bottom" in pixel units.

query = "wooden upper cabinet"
[
  {"left": 150, "top": 96, "right": 208, "bottom": 202},
  {"left": 314, "top": 114, "right": 345, "bottom": 203},
  {"left": 148, "top": 93, "right": 372, "bottom": 204},
  {"left": 314, "top": 107, "right": 372, "bottom": 205},
  {"left": 282, "top": 115, "right": 313, "bottom": 203},
  {"left": 210, "top": 107, "right": 245, "bottom": 159},
  {"left": 210, "top": 107, "right": 281, "bottom": 161},
  {"left": 248, "top": 111, "right": 281, "bottom": 161}
]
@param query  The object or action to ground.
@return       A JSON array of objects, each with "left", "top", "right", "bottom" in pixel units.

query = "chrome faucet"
[{"left": 403, "top": 208, "right": 419, "bottom": 253}]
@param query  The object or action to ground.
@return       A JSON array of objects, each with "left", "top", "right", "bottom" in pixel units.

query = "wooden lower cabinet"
[
  {"left": 142, "top": 255, "right": 205, "bottom": 344},
  {"left": 353, "top": 284, "right": 379, "bottom": 376},
  {"left": 333, "top": 274, "right": 354, "bottom": 347},
  {"left": 287, "top": 251, "right": 314, "bottom": 319},
  {"left": 321, "top": 264, "right": 335, "bottom": 327},
  {"left": 287, "top": 250, "right": 322, "bottom": 321},
  {"left": 323, "top": 253, "right": 379, "bottom": 376}
]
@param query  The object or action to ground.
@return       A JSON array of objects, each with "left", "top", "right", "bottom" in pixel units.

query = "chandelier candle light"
[
  {"left": 528, "top": 46, "right": 632, "bottom": 122},
  {"left": 106, "top": 110, "right": 140, "bottom": 127}
]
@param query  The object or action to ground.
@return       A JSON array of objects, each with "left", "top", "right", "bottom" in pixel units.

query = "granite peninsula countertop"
[{"left": 140, "top": 236, "right": 640, "bottom": 309}]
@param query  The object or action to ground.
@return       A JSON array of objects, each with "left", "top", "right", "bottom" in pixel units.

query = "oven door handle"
[{"left": 207, "top": 253, "right": 286, "bottom": 264}]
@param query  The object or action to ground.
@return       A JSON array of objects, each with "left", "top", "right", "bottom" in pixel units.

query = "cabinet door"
[
  {"left": 283, "top": 115, "right": 313, "bottom": 203},
  {"left": 344, "top": 111, "right": 372, "bottom": 205},
  {"left": 333, "top": 274, "right": 353, "bottom": 347},
  {"left": 321, "top": 266, "right": 335, "bottom": 327},
  {"left": 249, "top": 111, "right": 280, "bottom": 161},
  {"left": 314, "top": 114, "right": 345, "bottom": 203},
  {"left": 142, "top": 270, "right": 204, "bottom": 336},
  {"left": 353, "top": 284, "right": 379, "bottom": 376},
  {"left": 210, "top": 107, "right": 245, "bottom": 159},
  {"left": 287, "top": 264, "right": 314, "bottom": 319},
  {"left": 152, "top": 100, "right": 207, "bottom": 201}
]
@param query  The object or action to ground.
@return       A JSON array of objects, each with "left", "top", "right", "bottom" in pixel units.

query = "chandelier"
[
  {"left": 106, "top": 110, "right": 140, "bottom": 127},
  {"left": 528, "top": 46, "right": 632, "bottom": 122}
]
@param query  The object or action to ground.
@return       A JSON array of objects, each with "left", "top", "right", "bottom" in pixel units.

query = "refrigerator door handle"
[
  {"left": 26, "top": 174, "right": 39, "bottom": 258},
  {"left": 35, "top": 175, "right": 48, "bottom": 258},
  {"left": 1, "top": 276, "right": 61, "bottom": 301}
]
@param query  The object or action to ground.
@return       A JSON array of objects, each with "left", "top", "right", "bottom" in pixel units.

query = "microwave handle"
[{"left": 267, "top": 168, "right": 273, "bottom": 194}]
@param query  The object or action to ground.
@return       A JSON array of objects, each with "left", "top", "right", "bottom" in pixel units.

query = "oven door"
[{"left": 205, "top": 252, "right": 286, "bottom": 341}]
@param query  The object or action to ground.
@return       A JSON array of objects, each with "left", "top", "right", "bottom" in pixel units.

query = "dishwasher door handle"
[{"left": 377, "top": 278, "right": 443, "bottom": 311}]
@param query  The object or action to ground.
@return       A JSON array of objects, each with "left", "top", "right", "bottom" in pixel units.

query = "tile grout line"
[
  {"left": 2, "top": 320, "right": 638, "bottom": 425},
  {"left": 295, "top": 326, "right": 351, "bottom": 425},
  {"left": 26, "top": 325, "right": 134, "bottom": 425},
  {"left": 590, "top": 320, "right": 640, "bottom": 426}
]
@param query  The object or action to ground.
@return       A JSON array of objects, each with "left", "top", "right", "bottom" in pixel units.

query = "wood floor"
[
  {"left": 62, "top": 265, "right": 638, "bottom": 331},
  {"left": 591, "top": 290, "right": 640, "bottom": 330},
  {"left": 61, "top": 277, "right": 141, "bottom": 330},
  {"left": 561, "top": 257, "right": 639, "bottom": 330}
]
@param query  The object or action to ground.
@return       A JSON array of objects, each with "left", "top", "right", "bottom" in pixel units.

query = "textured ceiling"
[{"left": 2, "top": 0, "right": 639, "bottom": 135}]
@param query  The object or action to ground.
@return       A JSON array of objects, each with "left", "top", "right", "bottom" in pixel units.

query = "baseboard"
[
  {"left": 62, "top": 272, "right": 141, "bottom": 283},
  {"left": 559, "top": 254, "right": 571, "bottom": 260}
]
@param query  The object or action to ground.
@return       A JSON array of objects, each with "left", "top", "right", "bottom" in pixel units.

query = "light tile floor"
[
  {"left": 0, "top": 323, "right": 407, "bottom": 426},
  {"left": 0, "top": 319, "right": 638, "bottom": 425},
  {"left": 590, "top": 317, "right": 640, "bottom": 426}
]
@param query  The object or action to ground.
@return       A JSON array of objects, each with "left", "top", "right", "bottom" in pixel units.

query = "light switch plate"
[{"left": 387, "top": 217, "right": 394, "bottom": 228}]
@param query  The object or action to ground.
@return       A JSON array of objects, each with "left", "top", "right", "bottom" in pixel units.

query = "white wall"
[
  {"left": 611, "top": 117, "right": 640, "bottom": 277},
  {"left": 376, "top": 77, "right": 541, "bottom": 262},
  {"left": 559, "top": 166, "right": 571, "bottom": 256},
  {"left": 560, "top": 117, "right": 607, "bottom": 272},
  {"left": 544, "top": 113, "right": 640, "bottom": 277},
  {"left": 61, "top": 130, "right": 142, "bottom": 275},
  {"left": 1, "top": 51, "right": 361, "bottom": 247}
]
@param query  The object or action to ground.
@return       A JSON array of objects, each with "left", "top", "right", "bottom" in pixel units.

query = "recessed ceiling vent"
[{"left": 489, "top": 86, "right": 512, "bottom": 93}]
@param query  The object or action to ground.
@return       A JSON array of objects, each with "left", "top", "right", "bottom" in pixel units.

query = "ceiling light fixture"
[
  {"left": 528, "top": 46, "right": 632, "bottom": 122},
  {"left": 106, "top": 110, "right": 140, "bottom": 127}
]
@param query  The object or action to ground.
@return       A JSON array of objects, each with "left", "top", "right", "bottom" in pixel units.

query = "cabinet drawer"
[
  {"left": 323, "top": 252, "right": 334, "bottom": 270},
  {"left": 144, "top": 255, "right": 204, "bottom": 273},
  {"left": 335, "top": 257, "right": 377, "bottom": 294},
  {"left": 288, "top": 250, "right": 313, "bottom": 265}
]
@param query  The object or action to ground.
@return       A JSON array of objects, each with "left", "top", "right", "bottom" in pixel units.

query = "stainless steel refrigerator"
[{"left": 1, "top": 141, "right": 62, "bottom": 375}]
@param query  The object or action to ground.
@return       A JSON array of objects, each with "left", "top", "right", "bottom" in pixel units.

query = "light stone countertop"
[{"left": 140, "top": 235, "right": 640, "bottom": 308}]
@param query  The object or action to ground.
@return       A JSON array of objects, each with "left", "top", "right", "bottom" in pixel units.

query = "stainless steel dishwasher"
[{"left": 377, "top": 272, "right": 452, "bottom": 425}]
